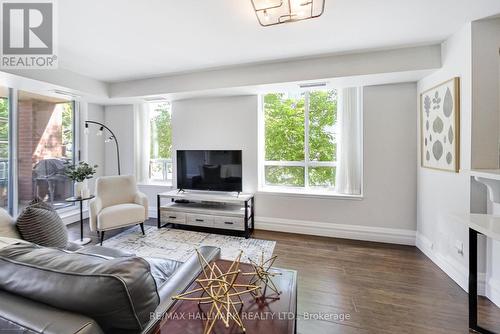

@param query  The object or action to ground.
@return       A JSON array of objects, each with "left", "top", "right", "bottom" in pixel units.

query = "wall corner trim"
[{"left": 416, "top": 232, "right": 471, "bottom": 292}]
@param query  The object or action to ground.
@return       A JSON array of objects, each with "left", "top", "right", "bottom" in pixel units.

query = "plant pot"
[
  {"left": 75, "top": 182, "right": 84, "bottom": 198},
  {"left": 81, "top": 180, "right": 90, "bottom": 198},
  {"left": 82, "top": 188, "right": 90, "bottom": 198},
  {"left": 76, "top": 180, "right": 91, "bottom": 198}
]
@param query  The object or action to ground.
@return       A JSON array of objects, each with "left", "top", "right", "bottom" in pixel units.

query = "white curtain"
[
  {"left": 335, "top": 87, "right": 362, "bottom": 195},
  {"left": 134, "top": 103, "right": 150, "bottom": 183}
]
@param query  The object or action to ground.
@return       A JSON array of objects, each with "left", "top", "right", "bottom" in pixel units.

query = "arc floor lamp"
[{"left": 84, "top": 120, "right": 121, "bottom": 175}]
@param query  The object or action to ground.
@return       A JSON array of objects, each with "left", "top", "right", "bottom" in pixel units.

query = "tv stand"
[{"left": 157, "top": 190, "right": 255, "bottom": 238}]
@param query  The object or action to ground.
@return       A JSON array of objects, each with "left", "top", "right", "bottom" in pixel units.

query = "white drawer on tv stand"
[
  {"left": 160, "top": 211, "right": 186, "bottom": 225},
  {"left": 160, "top": 208, "right": 246, "bottom": 232},
  {"left": 213, "top": 216, "right": 245, "bottom": 231}
]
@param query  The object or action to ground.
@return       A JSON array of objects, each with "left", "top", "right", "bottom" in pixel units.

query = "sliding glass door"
[
  {"left": 0, "top": 87, "right": 78, "bottom": 215},
  {"left": 0, "top": 87, "right": 9, "bottom": 211},
  {"left": 17, "top": 91, "right": 76, "bottom": 212}
]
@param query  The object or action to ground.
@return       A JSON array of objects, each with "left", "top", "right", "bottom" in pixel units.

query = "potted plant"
[{"left": 64, "top": 161, "right": 98, "bottom": 198}]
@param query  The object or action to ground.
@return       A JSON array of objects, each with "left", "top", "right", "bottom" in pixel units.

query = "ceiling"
[{"left": 58, "top": 0, "right": 500, "bottom": 83}]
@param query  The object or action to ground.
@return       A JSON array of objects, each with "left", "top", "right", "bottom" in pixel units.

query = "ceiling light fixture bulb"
[
  {"left": 263, "top": 9, "right": 270, "bottom": 21},
  {"left": 251, "top": 0, "right": 324, "bottom": 26},
  {"left": 97, "top": 127, "right": 103, "bottom": 136},
  {"left": 84, "top": 123, "right": 89, "bottom": 135}
]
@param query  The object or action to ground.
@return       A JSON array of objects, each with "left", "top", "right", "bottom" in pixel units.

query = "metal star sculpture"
[
  {"left": 243, "top": 251, "right": 282, "bottom": 302},
  {"left": 172, "top": 250, "right": 260, "bottom": 334}
]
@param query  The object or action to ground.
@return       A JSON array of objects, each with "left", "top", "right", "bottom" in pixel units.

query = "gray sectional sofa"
[{"left": 0, "top": 209, "right": 221, "bottom": 334}]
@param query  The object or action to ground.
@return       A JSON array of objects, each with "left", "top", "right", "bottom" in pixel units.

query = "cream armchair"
[{"left": 89, "top": 175, "right": 148, "bottom": 245}]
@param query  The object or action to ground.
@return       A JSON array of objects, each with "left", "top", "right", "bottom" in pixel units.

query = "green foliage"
[
  {"left": 64, "top": 161, "right": 98, "bottom": 182},
  {"left": 61, "top": 102, "right": 73, "bottom": 159},
  {"left": 264, "top": 93, "right": 305, "bottom": 161},
  {"left": 150, "top": 103, "right": 172, "bottom": 159},
  {"left": 308, "top": 90, "right": 337, "bottom": 161},
  {"left": 0, "top": 98, "right": 8, "bottom": 119},
  {"left": 265, "top": 166, "right": 304, "bottom": 187},
  {"left": 0, "top": 98, "right": 8, "bottom": 159},
  {"left": 264, "top": 90, "right": 337, "bottom": 188},
  {"left": 309, "top": 167, "right": 336, "bottom": 187}
]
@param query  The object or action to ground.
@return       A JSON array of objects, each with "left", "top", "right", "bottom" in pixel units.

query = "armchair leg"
[
  {"left": 99, "top": 231, "right": 105, "bottom": 246},
  {"left": 139, "top": 223, "right": 145, "bottom": 235}
]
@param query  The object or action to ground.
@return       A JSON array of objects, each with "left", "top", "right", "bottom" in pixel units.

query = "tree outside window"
[
  {"left": 149, "top": 102, "right": 172, "bottom": 181},
  {"left": 263, "top": 90, "right": 337, "bottom": 190},
  {"left": 0, "top": 98, "right": 8, "bottom": 161}
]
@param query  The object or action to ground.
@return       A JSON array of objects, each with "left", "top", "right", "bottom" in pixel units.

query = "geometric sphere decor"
[
  {"left": 243, "top": 251, "right": 282, "bottom": 303},
  {"left": 172, "top": 250, "right": 260, "bottom": 334}
]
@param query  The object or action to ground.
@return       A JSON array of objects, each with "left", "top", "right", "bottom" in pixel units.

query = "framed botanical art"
[{"left": 420, "top": 77, "right": 460, "bottom": 172}]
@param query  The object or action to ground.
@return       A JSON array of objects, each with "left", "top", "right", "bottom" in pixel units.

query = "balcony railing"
[{"left": 149, "top": 158, "right": 173, "bottom": 182}]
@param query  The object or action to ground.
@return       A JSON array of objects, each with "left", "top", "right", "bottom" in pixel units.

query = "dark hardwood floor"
[{"left": 67, "top": 219, "right": 500, "bottom": 334}]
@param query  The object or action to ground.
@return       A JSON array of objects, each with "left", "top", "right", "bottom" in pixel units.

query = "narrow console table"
[
  {"left": 157, "top": 190, "right": 255, "bottom": 238},
  {"left": 466, "top": 213, "right": 500, "bottom": 334}
]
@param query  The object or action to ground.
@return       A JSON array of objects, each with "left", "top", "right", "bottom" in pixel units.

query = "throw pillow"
[{"left": 16, "top": 205, "right": 68, "bottom": 248}]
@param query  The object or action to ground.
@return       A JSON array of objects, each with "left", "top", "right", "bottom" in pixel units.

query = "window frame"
[
  {"left": 260, "top": 89, "right": 338, "bottom": 193},
  {"left": 148, "top": 101, "right": 173, "bottom": 183},
  {"left": 57, "top": 99, "right": 78, "bottom": 213}
]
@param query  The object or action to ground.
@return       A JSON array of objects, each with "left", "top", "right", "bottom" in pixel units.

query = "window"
[
  {"left": 18, "top": 90, "right": 76, "bottom": 211},
  {"left": 262, "top": 90, "right": 338, "bottom": 192},
  {"left": 149, "top": 102, "right": 172, "bottom": 182},
  {"left": 0, "top": 87, "right": 9, "bottom": 211}
]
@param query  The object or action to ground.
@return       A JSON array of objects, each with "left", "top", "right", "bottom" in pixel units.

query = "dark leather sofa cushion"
[
  {"left": 145, "top": 257, "right": 182, "bottom": 288},
  {"left": 0, "top": 290, "right": 104, "bottom": 334},
  {"left": 0, "top": 243, "right": 160, "bottom": 332},
  {"left": 75, "top": 245, "right": 135, "bottom": 259},
  {"left": 74, "top": 246, "right": 181, "bottom": 288}
]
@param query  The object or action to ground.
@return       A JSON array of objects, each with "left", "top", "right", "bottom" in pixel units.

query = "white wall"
[
  {"left": 110, "top": 45, "right": 441, "bottom": 98},
  {"left": 171, "top": 85, "right": 417, "bottom": 245},
  {"left": 416, "top": 24, "right": 473, "bottom": 290},
  {"left": 3, "top": 68, "right": 109, "bottom": 99},
  {"left": 471, "top": 18, "right": 500, "bottom": 169},
  {"left": 172, "top": 96, "right": 258, "bottom": 194},
  {"left": 470, "top": 18, "right": 500, "bottom": 305},
  {"left": 103, "top": 105, "right": 135, "bottom": 176}
]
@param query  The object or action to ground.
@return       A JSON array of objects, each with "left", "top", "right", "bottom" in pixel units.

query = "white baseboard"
[
  {"left": 59, "top": 209, "right": 89, "bottom": 226},
  {"left": 415, "top": 232, "right": 500, "bottom": 301},
  {"left": 486, "top": 277, "right": 500, "bottom": 307},
  {"left": 148, "top": 205, "right": 415, "bottom": 245},
  {"left": 255, "top": 216, "right": 416, "bottom": 246},
  {"left": 149, "top": 207, "right": 158, "bottom": 219},
  {"left": 416, "top": 232, "right": 469, "bottom": 291}
]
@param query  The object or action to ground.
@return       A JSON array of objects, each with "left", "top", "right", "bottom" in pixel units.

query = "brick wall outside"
[{"left": 18, "top": 101, "right": 63, "bottom": 201}]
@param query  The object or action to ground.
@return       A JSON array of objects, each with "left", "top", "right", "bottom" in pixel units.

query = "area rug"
[{"left": 104, "top": 225, "right": 276, "bottom": 263}]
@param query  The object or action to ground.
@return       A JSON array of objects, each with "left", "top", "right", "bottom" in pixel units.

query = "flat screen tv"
[{"left": 176, "top": 150, "right": 242, "bottom": 192}]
